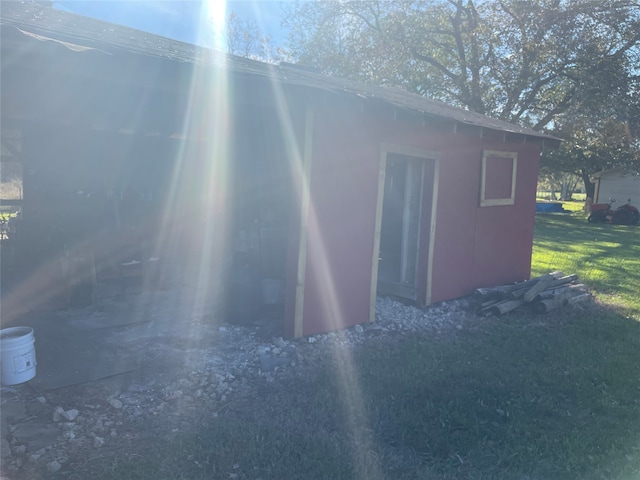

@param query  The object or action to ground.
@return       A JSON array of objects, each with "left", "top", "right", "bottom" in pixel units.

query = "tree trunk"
[
  {"left": 560, "top": 181, "right": 569, "bottom": 200},
  {"left": 581, "top": 171, "right": 595, "bottom": 199}
]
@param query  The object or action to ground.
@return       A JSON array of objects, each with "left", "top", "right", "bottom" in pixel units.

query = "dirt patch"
[{"left": 1, "top": 289, "right": 471, "bottom": 479}]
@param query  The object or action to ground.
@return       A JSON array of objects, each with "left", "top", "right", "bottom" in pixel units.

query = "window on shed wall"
[{"left": 480, "top": 150, "right": 517, "bottom": 206}]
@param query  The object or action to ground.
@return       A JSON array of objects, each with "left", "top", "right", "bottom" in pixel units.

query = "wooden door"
[{"left": 377, "top": 153, "right": 426, "bottom": 300}]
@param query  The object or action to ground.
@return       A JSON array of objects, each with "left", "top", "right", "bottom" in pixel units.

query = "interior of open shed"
[{"left": 1, "top": 100, "right": 296, "bottom": 334}]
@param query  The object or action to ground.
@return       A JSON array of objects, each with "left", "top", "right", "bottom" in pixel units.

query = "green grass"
[
  {"left": 560, "top": 199, "right": 588, "bottom": 213},
  {"left": 0, "top": 209, "right": 20, "bottom": 221},
  {"left": 28, "top": 208, "right": 640, "bottom": 480},
  {"left": 531, "top": 209, "right": 640, "bottom": 319},
  {"left": 536, "top": 193, "right": 587, "bottom": 203}
]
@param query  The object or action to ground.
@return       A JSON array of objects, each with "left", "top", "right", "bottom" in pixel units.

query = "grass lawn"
[
  {"left": 64, "top": 209, "right": 640, "bottom": 480},
  {"left": 531, "top": 204, "right": 640, "bottom": 320}
]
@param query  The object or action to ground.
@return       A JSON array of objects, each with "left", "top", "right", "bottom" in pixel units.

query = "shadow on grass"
[
  {"left": 359, "top": 310, "right": 640, "bottom": 480},
  {"left": 65, "top": 306, "right": 640, "bottom": 480},
  {"left": 532, "top": 214, "right": 640, "bottom": 317}
]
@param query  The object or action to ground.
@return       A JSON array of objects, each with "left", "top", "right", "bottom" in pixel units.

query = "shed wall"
[
  {"left": 300, "top": 106, "right": 381, "bottom": 336},
  {"left": 595, "top": 173, "right": 640, "bottom": 208},
  {"left": 298, "top": 102, "right": 541, "bottom": 335},
  {"left": 431, "top": 143, "right": 539, "bottom": 301}
]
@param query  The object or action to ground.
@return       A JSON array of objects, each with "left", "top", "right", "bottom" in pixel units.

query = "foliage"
[
  {"left": 540, "top": 78, "right": 640, "bottom": 196},
  {"left": 225, "top": 12, "right": 282, "bottom": 63},
  {"left": 283, "top": 0, "right": 640, "bottom": 130},
  {"left": 536, "top": 172, "right": 581, "bottom": 200},
  {"left": 282, "top": 1, "right": 640, "bottom": 193}
]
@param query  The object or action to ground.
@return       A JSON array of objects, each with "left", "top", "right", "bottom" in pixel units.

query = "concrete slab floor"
[{"left": 2, "top": 286, "right": 222, "bottom": 392}]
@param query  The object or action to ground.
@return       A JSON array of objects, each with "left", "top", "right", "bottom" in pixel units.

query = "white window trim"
[{"left": 480, "top": 150, "right": 518, "bottom": 207}]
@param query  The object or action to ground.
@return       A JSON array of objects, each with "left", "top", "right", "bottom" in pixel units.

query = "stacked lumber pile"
[{"left": 475, "top": 271, "right": 591, "bottom": 316}]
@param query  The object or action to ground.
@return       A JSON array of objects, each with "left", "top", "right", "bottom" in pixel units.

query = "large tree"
[
  {"left": 225, "top": 12, "right": 280, "bottom": 61},
  {"left": 283, "top": 1, "right": 640, "bottom": 188},
  {"left": 541, "top": 84, "right": 640, "bottom": 197}
]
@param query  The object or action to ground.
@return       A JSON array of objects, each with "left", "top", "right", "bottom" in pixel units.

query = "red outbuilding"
[{"left": 0, "top": 4, "right": 559, "bottom": 337}]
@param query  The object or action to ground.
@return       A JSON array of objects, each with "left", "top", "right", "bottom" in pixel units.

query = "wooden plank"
[
  {"left": 533, "top": 291, "right": 591, "bottom": 314},
  {"left": 481, "top": 298, "right": 501, "bottom": 308},
  {"left": 544, "top": 274, "right": 579, "bottom": 290},
  {"left": 424, "top": 157, "right": 439, "bottom": 306},
  {"left": 523, "top": 272, "right": 568, "bottom": 302},
  {"left": 490, "top": 299, "right": 527, "bottom": 316},
  {"left": 533, "top": 283, "right": 586, "bottom": 302},
  {"left": 532, "top": 298, "right": 565, "bottom": 314},
  {"left": 476, "top": 299, "right": 503, "bottom": 316},
  {"left": 293, "top": 103, "right": 314, "bottom": 338},
  {"left": 369, "top": 152, "right": 387, "bottom": 322},
  {"left": 475, "top": 271, "right": 564, "bottom": 300},
  {"left": 474, "top": 284, "right": 519, "bottom": 298},
  {"left": 566, "top": 293, "right": 592, "bottom": 306}
]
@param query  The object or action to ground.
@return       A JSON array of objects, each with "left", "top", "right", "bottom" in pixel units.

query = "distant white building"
[{"left": 592, "top": 170, "right": 640, "bottom": 208}]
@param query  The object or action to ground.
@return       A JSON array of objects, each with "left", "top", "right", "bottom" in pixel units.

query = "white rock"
[
  {"left": 109, "top": 399, "right": 123, "bottom": 409},
  {"left": 354, "top": 324, "right": 364, "bottom": 333},
  {"left": 274, "top": 337, "right": 288, "bottom": 348},
  {"left": 36, "top": 396, "right": 47, "bottom": 404},
  {"left": 93, "top": 436, "right": 105, "bottom": 448},
  {"left": 308, "top": 337, "right": 317, "bottom": 344},
  {"left": 1, "top": 438, "right": 11, "bottom": 459},
  {"left": 62, "top": 409, "right": 79, "bottom": 421},
  {"left": 53, "top": 406, "right": 65, "bottom": 422},
  {"left": 47, "top": 460, "right": 62, "bottom": 472}
]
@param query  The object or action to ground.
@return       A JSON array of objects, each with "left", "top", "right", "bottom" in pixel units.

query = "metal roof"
[{"left": 1, "top": 2, "right": 559, "bottom": 142}]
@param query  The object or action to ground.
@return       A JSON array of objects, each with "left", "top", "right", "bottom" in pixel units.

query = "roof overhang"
[{"left": 1, "top": 5, "right": 562, "bottom": 147}]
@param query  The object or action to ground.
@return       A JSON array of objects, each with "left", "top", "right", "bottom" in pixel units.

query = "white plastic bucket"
[{"left": 1, "top": 327, "right": 37, "bottom": 385}]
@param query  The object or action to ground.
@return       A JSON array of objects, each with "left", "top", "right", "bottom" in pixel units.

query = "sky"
[{"left": 53, "top": 1, "right": 288, "bottom": 49}]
